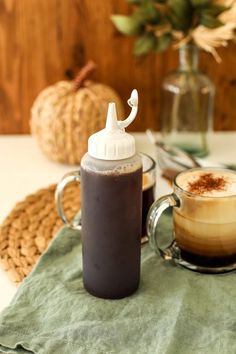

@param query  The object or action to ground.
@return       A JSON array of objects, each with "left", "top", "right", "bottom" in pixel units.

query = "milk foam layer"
[{"left": 176, "top": 169, "right": 236, "bottom": 197}]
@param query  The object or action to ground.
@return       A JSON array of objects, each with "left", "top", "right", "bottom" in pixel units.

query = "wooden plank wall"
[{"left": 0, "top": 0, "right": 236, "bottom": 133}]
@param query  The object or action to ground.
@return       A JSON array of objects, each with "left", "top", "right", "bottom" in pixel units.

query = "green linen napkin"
[{"left": 0, "top": 214, "right": 236, "bottom": 354}]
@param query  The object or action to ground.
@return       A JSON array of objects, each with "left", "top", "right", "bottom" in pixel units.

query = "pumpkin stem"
[{"left": 73, "top": 61, "right": 97, "bottom": 91}]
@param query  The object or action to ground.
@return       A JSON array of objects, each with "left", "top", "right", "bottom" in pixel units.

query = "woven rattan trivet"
[{"left": 0, "top": 183, "right": 80, "bottom": 284}]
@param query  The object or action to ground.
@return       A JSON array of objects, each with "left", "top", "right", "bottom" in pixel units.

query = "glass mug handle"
[
  {"left": 147, "top": 193, "right": 180, "bottom": 259},
  {"left": 55, "top": 170, "right": 82, "bottom": 231}
]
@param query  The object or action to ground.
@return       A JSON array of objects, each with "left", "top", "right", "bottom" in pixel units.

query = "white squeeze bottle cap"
[{"left": 88, "top": 89, "right": 139, "bottom": 160}]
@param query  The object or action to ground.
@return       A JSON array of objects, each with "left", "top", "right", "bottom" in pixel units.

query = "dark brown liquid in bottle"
[{"left": 81, "top": 166, "right": 142, "bottom": 299}]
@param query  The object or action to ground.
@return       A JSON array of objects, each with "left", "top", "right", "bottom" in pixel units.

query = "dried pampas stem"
[{"left": 192, "top": 23, "right": 236, "bottom": 62}]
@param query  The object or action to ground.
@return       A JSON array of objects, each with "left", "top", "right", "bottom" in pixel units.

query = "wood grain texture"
[{"left": 0, "top": 0, "right": 236, "bottom": 133}]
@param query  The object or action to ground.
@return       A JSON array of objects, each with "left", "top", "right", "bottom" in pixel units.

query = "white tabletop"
[{"left": 0, "top": 133, "right": 236, "bottom": 311}]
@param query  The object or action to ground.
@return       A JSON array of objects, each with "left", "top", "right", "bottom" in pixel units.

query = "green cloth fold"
[{"left": 0, "top": 215, "right": 236, "bottom": 354}]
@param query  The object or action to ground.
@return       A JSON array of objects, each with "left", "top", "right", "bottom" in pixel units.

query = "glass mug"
[
  {"left": 147, "top": 168, "right": 236, "bottom": 274},
  {"left": 56, "top": 153, "right": 156, "bottom": 240}
]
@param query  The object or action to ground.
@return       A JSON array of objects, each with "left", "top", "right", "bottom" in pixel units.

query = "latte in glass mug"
[
  {"left": 147, "top": 168, "right": 236, "bottom": 273},
  {"left": 174, "top": 169, "right": 236, "bottom": 267}
]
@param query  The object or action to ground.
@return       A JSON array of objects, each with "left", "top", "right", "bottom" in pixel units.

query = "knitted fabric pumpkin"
[{"left": 30, "top": 62, "right": 124, "bottom": 164}]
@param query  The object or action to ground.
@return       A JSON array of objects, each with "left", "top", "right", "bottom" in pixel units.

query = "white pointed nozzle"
[
  {"left": 88, "top": 89, "right": 138, "bottom": 160},
  {"left": 105, "top": 103, "right": 119, "bottom": 131}
]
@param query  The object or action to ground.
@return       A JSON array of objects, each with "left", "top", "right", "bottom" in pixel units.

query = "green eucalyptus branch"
[{"left": 111, "top": 0, "right": 232, "bottom": 57}]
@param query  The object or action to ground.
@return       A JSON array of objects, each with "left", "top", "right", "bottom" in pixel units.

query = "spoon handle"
[{"left": 224, "top": 164, "right": 236, "bottom": 171}]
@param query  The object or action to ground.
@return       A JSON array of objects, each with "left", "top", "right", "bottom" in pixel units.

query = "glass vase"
[{"left": 160, "top": 44, "right": 214, "bottom": 157}]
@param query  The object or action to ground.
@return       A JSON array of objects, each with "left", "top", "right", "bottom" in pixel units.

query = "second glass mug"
[
  {"left": 56, "top": 153, "right": 156, "bottom": 239},
  {"left": 147, "top": 167, "right": 236, "bottom": 274}
]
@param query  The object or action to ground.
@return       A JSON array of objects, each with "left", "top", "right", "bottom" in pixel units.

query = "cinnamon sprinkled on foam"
[{"left": 188, "top": 173, "right": 227, "bottom": 195}]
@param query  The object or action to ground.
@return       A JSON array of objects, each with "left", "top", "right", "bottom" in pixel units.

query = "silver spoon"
[
  {"left": 146, "top": 129, "right": 236, "bottom": 179},
  {"left": 146, "top": 129, "right": 201, "bottom": 168}
]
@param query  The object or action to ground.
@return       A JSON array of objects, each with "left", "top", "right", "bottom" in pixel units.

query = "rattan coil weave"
[{"left": 0, "top": 183, "right": 80, "bottom": 284}]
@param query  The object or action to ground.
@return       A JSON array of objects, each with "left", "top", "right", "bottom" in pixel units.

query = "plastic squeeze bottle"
[{"left": 81, "top": 90, "right": 142, "bottom": 299}]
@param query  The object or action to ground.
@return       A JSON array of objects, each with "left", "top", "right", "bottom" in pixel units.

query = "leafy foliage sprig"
[{"left": 111, "top": 0, "right": 236, "bottom": 62}]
